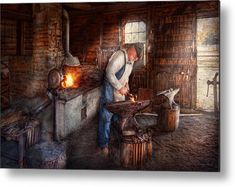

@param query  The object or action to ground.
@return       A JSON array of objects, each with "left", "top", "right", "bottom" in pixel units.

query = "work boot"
[{"left": 101, "top": 147, "right": 109, "bottom": 157}]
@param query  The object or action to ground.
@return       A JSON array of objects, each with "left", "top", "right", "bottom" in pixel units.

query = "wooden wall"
[
  {"left": 0, "top": 2, "right": 219, "bottom": 110},
  {"left": 1, "top": 4, "right": 33, "bottom": 56},
  {"left": 151, "top": 1, "right": 219, "bottom": 109},
  {"left": 69, "top": 4, "right": 149, "bottom": 94},
  {"left": 150, "top": 2, "right": 198, "bottom": 109},
  {"left": 70, "top": 14, "right": 102, "bottom": 63},
  {"left": 68, "top": 1, "right": 219, "bottom": 109},
  {"left": 1, "top": 4, "right": 33, "bottom": 109}
]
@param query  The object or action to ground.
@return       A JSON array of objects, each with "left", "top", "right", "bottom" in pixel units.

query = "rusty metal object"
[
  {"left": 157, "top": 88, "right": 180, "bottom": 132},
  {"left": 105, "top": 100, "right": 150, "bottom": 131},
  {"left": 29, "top": 97, "right": 52, "bottom": 117},
  {"left": 157, "top": 88, "right": 180, "bottom": 109},
  {"left": 48, "top": 68, "right": 62, "bottom": 90}
]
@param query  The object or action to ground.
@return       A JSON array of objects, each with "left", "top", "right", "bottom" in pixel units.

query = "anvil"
[{"left": 105, "top": 100, "right": 150, "bottom": 133}]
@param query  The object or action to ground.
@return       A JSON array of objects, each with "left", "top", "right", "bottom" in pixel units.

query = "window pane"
[
  {"left": 139, "top": 21, "right": 146, "bottom": 32},
  {"left": 125, "top": 33, "right": 132, "bottom": 43},
  {"left": 124, "top": 21, "right": 146, "bottom": 44},
  {"left": 125, "top": 23, "right": 132, "bottom": 33},
  {"left": 132, "top": 33, "right": 139, "bottom": 43},
  {"left": 132, "top": 22, "right": 139, "bottom": 33},
  {"left": 138, "top": 33, "right": 146, "bottom": 43}
]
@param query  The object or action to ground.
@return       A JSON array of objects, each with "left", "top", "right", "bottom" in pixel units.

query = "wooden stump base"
[
  {"left": 110, "top": 127, "right": 152, "bottom": 169},
  {"left": 158, "top": 106, "right": 180, "bottom": 132}
]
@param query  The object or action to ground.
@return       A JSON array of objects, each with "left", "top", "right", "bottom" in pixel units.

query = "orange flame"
[
  {"left": 130, "top": 96, "right": 135, "bottom": 102},
  {"left": 61, "top": 66, "right": 81, "bottom": 89},
  {"left": 129, "top": 94, "right": 137, "bottom": 103},
  {"left": 61, "top": 73, "right": 74, "bottom": 88}
]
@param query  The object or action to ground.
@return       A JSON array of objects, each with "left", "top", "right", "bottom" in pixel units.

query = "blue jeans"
[
  {"left": 98, "top": 80, "right": 119, "bottom": 148},
  {"left": 98, "top": 61, "right": 125, "bottom": 148},
  {"left": 98, "top": 105, "right": 119, "bottom": 148}
]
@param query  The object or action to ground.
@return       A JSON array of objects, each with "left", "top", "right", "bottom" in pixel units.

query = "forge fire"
[
  {"left": 1, "top": 1, "right": 220, "bottom": 171},
  {"left": 61, "top": 66, "right": 81, "bottom": 89}
]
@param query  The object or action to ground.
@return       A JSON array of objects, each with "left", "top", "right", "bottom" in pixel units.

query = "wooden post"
[
  {"left": 159, "top": 106, "right": 180, "bottom": 132},
  {"left": 18, "top": 134, "right": 25, "bottom": 168}
]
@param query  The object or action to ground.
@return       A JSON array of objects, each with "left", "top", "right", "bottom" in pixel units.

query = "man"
[{"left": 98, "top": 44, "right": 142, "bottom": 155}]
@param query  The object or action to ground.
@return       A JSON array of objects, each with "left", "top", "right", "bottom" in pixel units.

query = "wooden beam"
[
  {"left": 16, "top": 21, "right": 22, "bottom": 55},
  {"left": 66, "top": 2, "right": 149, "bottom": 16},
  {"left": 1, "top": 10, "right": 32, "bottom": 21},
  {"left": 63, "top": 3, "right": 92, "bottom": 11}
]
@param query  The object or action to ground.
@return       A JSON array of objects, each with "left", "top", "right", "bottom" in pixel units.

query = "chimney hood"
[{"left": 63, "top": 9, "right": 81, "bottom": 66}]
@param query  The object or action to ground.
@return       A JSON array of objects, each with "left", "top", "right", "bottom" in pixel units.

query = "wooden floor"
[{"left": 66, "top": 112, "right": 219, "bottom": 171}]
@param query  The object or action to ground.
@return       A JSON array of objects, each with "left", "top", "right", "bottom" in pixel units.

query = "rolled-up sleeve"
[{"left": 105, "top": 51, "right": 125, "bottom": 91}]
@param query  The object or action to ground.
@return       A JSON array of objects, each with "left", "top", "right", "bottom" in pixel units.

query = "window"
[
  {"left": 124, "top": 21, "right": 146, "bottom": 43},
  {"left": 124, "top": 21, "right": 146, "bottom": 68}
]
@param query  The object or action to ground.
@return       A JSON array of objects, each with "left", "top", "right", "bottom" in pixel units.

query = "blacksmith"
[{"left": 98, "top": 44, "right": 143, "bottom": 155}]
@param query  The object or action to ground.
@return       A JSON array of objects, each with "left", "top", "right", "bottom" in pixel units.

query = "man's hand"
[
  {"left": 125, "top": 83, "right": 129, "bottom": 92},
  {"left": 118, "top": 86, "right": 128, "bottom": 95}
]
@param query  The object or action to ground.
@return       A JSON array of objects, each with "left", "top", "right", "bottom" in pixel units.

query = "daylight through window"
[{"left": 124, "top": 21, "right": 146, "bottom": 44}]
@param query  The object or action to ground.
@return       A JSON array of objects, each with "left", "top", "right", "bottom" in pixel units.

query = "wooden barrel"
[
  {"left": 109, "top": 118, "right": 153, "bottom": 169},
  {"left": 120, "top": 135, "right": 152, "bottom": 169},
  {"left": 159, "top": 106, "right": 180, "bottom": 131}
]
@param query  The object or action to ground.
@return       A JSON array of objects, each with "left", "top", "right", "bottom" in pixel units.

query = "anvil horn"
[{"left": 157, "top": 88, "right": 180, "bottom": 109}]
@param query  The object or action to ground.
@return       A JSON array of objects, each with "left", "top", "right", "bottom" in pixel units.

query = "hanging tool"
[{"left": 206, "top": 72, "right": 219, "bottom": 113}]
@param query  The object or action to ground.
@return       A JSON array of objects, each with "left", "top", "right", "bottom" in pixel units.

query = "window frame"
[{"left": 124, "top": 21, "right": 146, "bottom": 44}]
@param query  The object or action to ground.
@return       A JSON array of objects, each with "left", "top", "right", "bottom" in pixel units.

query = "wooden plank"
[
  {"left": 1, "top": 9, "right": 32, "bottom": 21},
  {"left": 0, "top": 110, "right": 26, "bottom": 128}
]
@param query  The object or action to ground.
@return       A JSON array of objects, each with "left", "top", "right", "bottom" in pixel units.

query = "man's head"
[{"left": 127, "top": 44, "right": 143, "bottom": 62}]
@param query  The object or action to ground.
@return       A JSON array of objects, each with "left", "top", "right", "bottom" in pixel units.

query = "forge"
[
  {"left": 45, "top": 8, "right": 101, "bottom": 142},
  {"left": 48, "top": 66, "right": 101, "bottom": 142},
  {"left": 53, "top": 85, "right": 101, "bottom": 141}
]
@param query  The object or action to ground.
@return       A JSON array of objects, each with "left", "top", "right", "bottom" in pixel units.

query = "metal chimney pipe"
[
  {"left": 63, "top": 9, "right": 70, "bottom": 54},
  {"left": 63, "top": 9, "right": 80, "bottom": 66}
]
